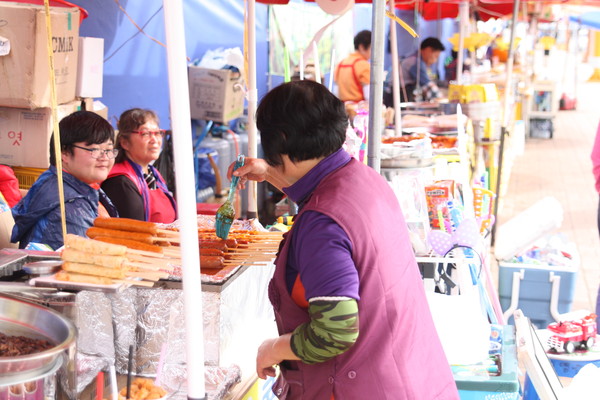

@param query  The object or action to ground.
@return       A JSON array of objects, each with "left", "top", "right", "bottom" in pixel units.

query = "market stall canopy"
[{"left": 2, "top": 0, "right": 88, "bottom": 22}]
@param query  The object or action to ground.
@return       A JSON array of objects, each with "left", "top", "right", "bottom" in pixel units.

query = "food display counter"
[{"left": 0, "top": 216, "right": 280, "bottom": 400}]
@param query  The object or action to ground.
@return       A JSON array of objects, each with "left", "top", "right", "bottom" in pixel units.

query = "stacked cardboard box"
[{"left": 0, "top": 3, "right": 82, "bottom": 168}]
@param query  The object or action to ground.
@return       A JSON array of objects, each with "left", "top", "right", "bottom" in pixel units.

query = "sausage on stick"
[
  {"left": 94, "top": 217, "right": 179, "bottom": 238},
  {"left": 87, "top": 227, "right": 154, "bottom": 244}
]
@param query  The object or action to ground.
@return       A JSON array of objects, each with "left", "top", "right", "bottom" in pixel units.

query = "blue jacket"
[{"left": 11, "top": 166, "right": 118, "bottom": 250}]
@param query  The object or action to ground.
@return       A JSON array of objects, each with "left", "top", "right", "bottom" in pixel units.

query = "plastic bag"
[{"left": 194, "top": 47, "right": 244, "bottom": 74}]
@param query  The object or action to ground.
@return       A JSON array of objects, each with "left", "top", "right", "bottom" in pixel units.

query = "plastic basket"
[{"left": 11, "top": 167, "right": 45, "bottom": 190}]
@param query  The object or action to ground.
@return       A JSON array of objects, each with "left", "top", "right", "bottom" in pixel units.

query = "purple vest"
[{"left": 269, "top": 159, "right": 459, "bottom": 400}]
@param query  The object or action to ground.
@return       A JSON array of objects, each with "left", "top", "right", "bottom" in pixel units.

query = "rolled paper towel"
[{"left": 494, "top": 196, "right": 563, "bottom": 261}]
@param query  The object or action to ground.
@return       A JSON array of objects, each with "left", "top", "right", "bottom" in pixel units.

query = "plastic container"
[
  {"left": 498, "top": 260, "right": 579, "bottom": 328},
  {"left": 455, "top": 326, "right": 520, "bottom": 400},
  {"left": 199, "top": 135, "right": 234, "bottom": 188}
]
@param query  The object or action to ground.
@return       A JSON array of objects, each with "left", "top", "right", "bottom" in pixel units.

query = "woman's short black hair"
[
  {"left": 114, "top": 108, "right": 159, "bottom": 163},
  {"left": 49, "top": 110, "right": 115, "bottom": 166},
  {"left": 256, "top": 80, "right": 348, "bottom": 166}
]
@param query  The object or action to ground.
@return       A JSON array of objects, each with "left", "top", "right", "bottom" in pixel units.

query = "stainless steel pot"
[{"left": 0, "top": 295, "right": 76, "bottom": 386}]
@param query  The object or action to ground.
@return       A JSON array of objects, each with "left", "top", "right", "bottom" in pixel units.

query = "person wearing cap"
[{"left": 334, "top": 30, "right": 371, "bottom": 103}]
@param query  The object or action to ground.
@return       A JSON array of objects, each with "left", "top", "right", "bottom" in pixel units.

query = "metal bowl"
[
  {"left": 0, "top": 295, "right": 76, "bottom": 383},
  {"left": 22, "top": 260, "right": 62, "bottom": 276}
]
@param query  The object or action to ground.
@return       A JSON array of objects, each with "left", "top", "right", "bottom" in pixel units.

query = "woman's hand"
[
  {"left": 256, "top": 338, "right": 281, "bottom": 379},
  {"left": 228, "top": 157, "right": 289, "bottom": 191},
  {"left": 227, "top": 157, "right": 268, "bottom": 189},
  {"left": 256, "top": 333, "right": 298, "bottom": 379}
]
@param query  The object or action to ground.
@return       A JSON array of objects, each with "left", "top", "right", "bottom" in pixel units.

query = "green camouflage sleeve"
[{"left": 290, "top": 298, "right": 359, "bottom": 364}]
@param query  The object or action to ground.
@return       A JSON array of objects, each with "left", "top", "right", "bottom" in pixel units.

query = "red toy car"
[{"left": 547, "top": 313, "right": 597, "bottom": 354}]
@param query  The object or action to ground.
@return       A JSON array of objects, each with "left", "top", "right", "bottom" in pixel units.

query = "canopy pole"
[
  {"left": 367, "top": 0, "right": 385, "bottom": 172},
  {"left": 457, "top": 0, "right": 468, "bottom": 84},
  {"left": 389, "top": 0, "right": 402, "bottom": 136},
  {"left": 162, "top": 1, "right": 206, "bottom": 398},
  {"left": 492, "top": 0, "right": 520, "bottom": 246},
  {"left": 246, "top": 0, "right": 259, "bottom": 219}
]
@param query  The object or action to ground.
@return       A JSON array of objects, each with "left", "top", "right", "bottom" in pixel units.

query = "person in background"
[
  {"left": 334, "top": 30, "right": 371, "bottom": 102},
  {"left": 230, "top": 80, "right": 458, "bottom": 399},
  {"left": 11, "top": 111, "right": 119, "bottom": 250},
  {"left": 0, "top": 165, "right": 22, "bottom": 208},
  {"left": 102, "top": 108, "right": 177, "bottom": 223},
  {"left": 400, "top": 37, "right": 446, "bottom": 102},
  {"left": 591, "top": 121, "right": 600, "bottom": 317}
]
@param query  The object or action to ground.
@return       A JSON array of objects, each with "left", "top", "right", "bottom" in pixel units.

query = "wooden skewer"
[
  {"left": 152, "top": 236, "right": 178, "bottom": 243},
  {"left": 125, "top": 255, "right": 175, "bottom": 270},
  {"left": 125, "top": 271, "right": 169, "bottom": 281},
  {"left": 114, "top": 279, "right": 155, "bottom": 287},
  {"left": 125, "top": 248, "right": 165, "bottom": 258},
  {"left": 157, "top": 228, "right": 180, "bottom": 238},
  {"left": 222, "top": 261, "right": 267, "bottom": 266},
  {"left": 126, "top": 261, "right": 170, "bottom": 272},
  {"left": 161, "top": 248, "right": 181, "bottom": 257}
]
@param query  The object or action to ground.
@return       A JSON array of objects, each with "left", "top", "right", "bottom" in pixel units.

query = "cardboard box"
[
  {"left": 81, "top": 98, "right": 109, "bottom": 121},
  {"left": 0, "top": 102, "right": 80, "bottom": 168},
  {"left": 188, "top": 66, "right": 245, "bottom": 123},
  {"left": 76, "top": 37, "right": 104, "bottom": 98},
  {"left": 0, "top": 3, "right": 80, "bottom": 108}
]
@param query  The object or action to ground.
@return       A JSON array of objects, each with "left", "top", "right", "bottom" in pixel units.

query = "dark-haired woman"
[
  {"left": 230, "top": 80, "right": 458, "bottom": 399},
  {"left": 11, "top": 111, "right": 119, "bottom": 250},
  {"left": 102, "top": 108, "right": 176, "bottom": 223}
]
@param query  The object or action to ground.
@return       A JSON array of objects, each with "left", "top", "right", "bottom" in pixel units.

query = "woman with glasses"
[
  {"left": 102, "top": 108, "right": 176, "bottom": 223},
  {"left": 11, "top": 111, "right": 119, "bottom": 250}
]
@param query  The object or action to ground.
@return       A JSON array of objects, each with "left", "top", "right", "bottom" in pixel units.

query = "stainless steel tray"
[{"left": 0, "top": 295, "right": 76, "bottom": 381}]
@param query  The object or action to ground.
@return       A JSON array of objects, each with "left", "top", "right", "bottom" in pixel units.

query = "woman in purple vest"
[{"left": 231, "top": 80, "right": 458, "bottom": 399}]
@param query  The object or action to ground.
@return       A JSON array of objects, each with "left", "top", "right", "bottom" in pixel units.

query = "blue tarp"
[
  {"left": 70, "top": 0, "right": 453, "bottom": 129},
  {"left": 72, "top": 0, "right": 270, "bottom": 127},
  {"left": 569, "top": 11, "right": 600, "bottom": 31}
]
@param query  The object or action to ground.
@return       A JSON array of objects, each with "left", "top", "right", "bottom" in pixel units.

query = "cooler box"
[
  {"left": 455, "top": 326, "right": 520, "bottom": 400},
  {"left": 499, "top": 261, "right": 578, "bottom": 328}
]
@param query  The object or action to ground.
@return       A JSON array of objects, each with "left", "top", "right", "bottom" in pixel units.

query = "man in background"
[
  {"left": 400, "top": 37, "right": 446, "bottom": 102},
  {"left": 335, "top": 30, "right": 371, "bottom": 102}
]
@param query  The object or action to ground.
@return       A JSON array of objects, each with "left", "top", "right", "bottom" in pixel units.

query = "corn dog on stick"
[
  {"left": 61, "top": 262, "right": 127, "bottom": 279},
  {"left": 62, "top": 248, "right": 126, "bottom": 269},
  {"left": 55, "top": 270, "right": 115, "bottom": 285},
  {"left": 64, "top": 234, "right": 127, "bottom": 256}
]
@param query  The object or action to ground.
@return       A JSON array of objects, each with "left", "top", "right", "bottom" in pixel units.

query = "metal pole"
[
  {"left": 246, "top": 0, "right": 259, "bottom": 218},
  {"left": 162, "top": 0, "right": 206, "bottom": 398},
  {"left": 389, "top": 0, "right": 402, "bottom": 136},
  {"left": 367, "top": 0, "right": 385, "bottom": 173},
  {"left": 491, "top": 0, "right": 520, "bottom": 246},
  {"left": 457, "top": 0, "right": 468, "bottom": 84}
]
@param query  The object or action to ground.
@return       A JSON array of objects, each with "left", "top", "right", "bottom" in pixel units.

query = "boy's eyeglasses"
[
  {"left": 130, "top": 129, "right": 166, "bottom": 139},
  {"left": 72, "top": 145, "right": 119, "bottom": 159}
]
